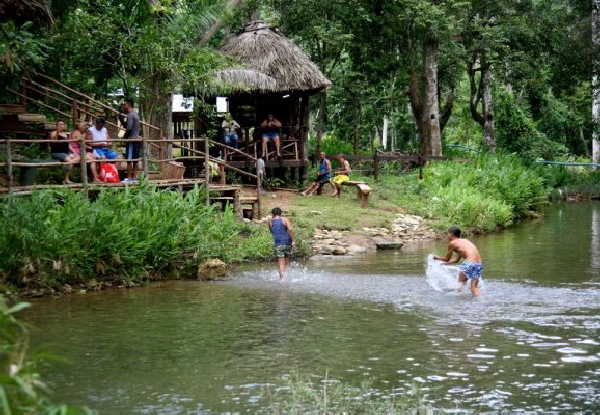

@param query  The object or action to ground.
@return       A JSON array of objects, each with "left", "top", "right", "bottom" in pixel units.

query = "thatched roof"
[{"left": 214, "top": 21, "right": 332, "bottom": 94}]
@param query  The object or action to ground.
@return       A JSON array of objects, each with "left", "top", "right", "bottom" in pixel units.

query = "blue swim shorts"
[
  {"left": 460, "top": 261, "right": 483, "bottom": 280},
  {"left": 94, "top": 148, "right": 119, "bottom": 160},
  {"left": 262, "top": 132, "right": 279, "bottom": 140}
]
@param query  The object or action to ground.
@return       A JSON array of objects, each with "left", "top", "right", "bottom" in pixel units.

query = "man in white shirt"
[{"left": 88, "top": 117, "right": 118, "bottom": 159}]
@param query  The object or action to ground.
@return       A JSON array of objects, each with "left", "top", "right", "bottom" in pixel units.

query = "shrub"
[{"left": 0, "top": 185, "right": 273, "bottom": 291}]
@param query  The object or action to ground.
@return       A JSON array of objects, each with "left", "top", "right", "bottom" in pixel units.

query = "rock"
[
  {"left": 347, "top": 244, "right": 367, "bottom": 255},
  {"left": 243, "top": 218, "right": 251, "bottom": 223},
  {"left": 271, "top": 194, "right": 277, "bottom": 199},
  {"left": 375, "top": 239, "right": 404, "bottom": 250},
  {"left": 198, "top": 259, "right": 229, "bottom": 280},
  {"left": 317, "top": 245, "right": 335, "bottom": 255},
  {"left": 86, "top": 279, "right": 99, "bottom": 290},
  {"left": 332, "top": 247, "right": 347, "bottom": 255},
  {"left": 321, "top": 238, "right": 336, "bottom": 245}
]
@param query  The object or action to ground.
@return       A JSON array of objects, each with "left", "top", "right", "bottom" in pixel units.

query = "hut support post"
[
  {"left": 5, "top": 139, "right": 13, "bottom": 194},
  {"left": 142, "top": 137, "right": 149, "bottom": 178},
  {"left": 256, "top": 163, "right": 262, "bottom": 219},
  {"left": 204, "top": 137, "right": 210, "bottom": 206},
  {"left": 373, "top": 151, "right": 380, "bottom": 181},
  {"left": 79, "top": 134, "right": 88, "bottom": 188}
]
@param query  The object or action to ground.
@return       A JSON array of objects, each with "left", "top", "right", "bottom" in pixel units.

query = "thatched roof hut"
[{"left": 216, "top": 20, "right": 332, "bottom": 94}]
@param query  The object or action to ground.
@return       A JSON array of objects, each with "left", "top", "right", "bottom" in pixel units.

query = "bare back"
[{"left": 449, "top": 238, "right": 482, "bottom": 263}]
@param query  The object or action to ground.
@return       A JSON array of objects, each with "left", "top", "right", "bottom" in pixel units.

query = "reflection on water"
[{"left": 25, "top": 203, "right": 600, "bottom": 413}]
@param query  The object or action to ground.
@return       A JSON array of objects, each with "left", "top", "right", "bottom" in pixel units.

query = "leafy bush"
[
  {"left": 376, "top": 154, "right": 549, "bottom": 232},
  {"left": 0, "top": 185, "right": 273, "bottom": 291}
]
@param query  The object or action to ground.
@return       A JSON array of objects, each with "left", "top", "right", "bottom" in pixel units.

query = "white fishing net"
[{"left": 425, "top": 254, "right": 463, "bottom": 292}]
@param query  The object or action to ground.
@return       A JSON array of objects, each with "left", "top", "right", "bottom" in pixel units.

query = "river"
[{"left": 25, "top": 202, "right": 600, "bottom": 413}]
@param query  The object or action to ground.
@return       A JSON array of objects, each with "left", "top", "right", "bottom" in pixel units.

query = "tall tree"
[{"left": 593, "top": 0, "right": 600, "bottom": 164}]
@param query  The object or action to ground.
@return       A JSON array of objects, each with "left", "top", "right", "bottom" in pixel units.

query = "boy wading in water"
[
  {"left": 434, "top": 226, "right": 483, "bottom": 296},
  {"left": 268, "top": 207, "right": 295, "bottom": 280}
]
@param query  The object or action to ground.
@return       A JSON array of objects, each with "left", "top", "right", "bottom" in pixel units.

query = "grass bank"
[
  {"left": 268, "top": 154, "right": 598, "bottom": 238},
  {"left": 0, "top": 185, "right": 274, "bottom": 296}
]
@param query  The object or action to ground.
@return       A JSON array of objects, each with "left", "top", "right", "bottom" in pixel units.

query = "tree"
[{"left": 593, "top": 0, "right": 599, "bottom": 164}]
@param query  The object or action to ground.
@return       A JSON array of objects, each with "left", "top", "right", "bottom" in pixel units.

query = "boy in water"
[
  {"left": 268, "top": 207, "right": 295, "bottom": 280},
  {"left": 434, "top": 226, "right": 483, "bottom": 296}
]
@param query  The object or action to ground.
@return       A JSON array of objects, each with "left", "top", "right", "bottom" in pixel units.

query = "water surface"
[{"left": 26, "top": 203, "right": 600, "bottom": 413}]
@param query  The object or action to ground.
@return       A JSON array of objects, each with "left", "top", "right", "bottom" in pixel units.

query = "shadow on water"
[{"left": 23, "top": 203, "right": 600, "bottom": 413}]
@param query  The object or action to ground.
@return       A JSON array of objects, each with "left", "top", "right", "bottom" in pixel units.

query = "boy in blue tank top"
[{"left": 268, "top": 207, "right": 295, "bottom": 279}]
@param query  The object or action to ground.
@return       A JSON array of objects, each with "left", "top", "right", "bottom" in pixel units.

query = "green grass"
[{"left": 0, "top": 184, "right": 274, "bottom": 293}]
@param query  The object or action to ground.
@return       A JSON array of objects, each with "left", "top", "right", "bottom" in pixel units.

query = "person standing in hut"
[
  {"left": 331, "top": 154, "right": 351, "bottom": 197},
  {"left": 122, "top": 99, "right": 141, "bottom": 182},
  {"left": 268, "top": 207, "right": 295, "bottom": 280},
  {"left": 222, "top": 113, "right": 241, "bottom": 148},
  {"left": 260, "top": 114, "right": 282, "bottom": 160}
]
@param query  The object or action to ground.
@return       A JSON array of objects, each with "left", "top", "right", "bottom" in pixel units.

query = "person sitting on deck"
[
  {"left": 260, "top": 114, "right": 282, "bottom": 160},
  {"left": 88, "top": 117, "right": 119, "bottom": 160},
  {"left": 330, "top": 154, "right": 351, "bottom": 197},
  {"left": 301, "top": 152, "right": 332, "bottom": 196},
  {"left": 70, "top": 121, "right": 100, "bottom": 183},
  {"left": 221, "top": 113, "right": 241, "bottom": 148},
  {"left": 49, "top": 120, "right": 77, "bottom": 184}
]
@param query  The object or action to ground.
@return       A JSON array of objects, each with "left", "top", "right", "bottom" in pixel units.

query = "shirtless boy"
[{"left": 434, "top": 226, "right": 483, "bottom": 296}]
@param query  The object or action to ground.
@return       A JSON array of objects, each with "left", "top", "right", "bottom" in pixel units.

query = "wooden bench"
[{"left": 342, "top": 180, "right": 371, "bottom": 208}]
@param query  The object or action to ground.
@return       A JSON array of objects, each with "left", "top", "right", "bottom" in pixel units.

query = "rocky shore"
[{"left": 311, "top": 213, "right": 439, "bottom": 256}]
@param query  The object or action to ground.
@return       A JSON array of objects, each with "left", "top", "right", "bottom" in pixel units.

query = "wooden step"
[
  {"left": 18, "top": 113, "right": 47, "bottom": 124},
  {"left": 0, "top": 104, "right": 26, "bottom": 114}
]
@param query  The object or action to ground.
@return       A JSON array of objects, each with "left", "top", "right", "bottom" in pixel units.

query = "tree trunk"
[
  {"left": 593, "top": 0, "right": 600, "bottom": 164},
  {"left": 140, "top": 74, "right": 171, "bottom": 138},
  {"left": 352, "top": 102, "right": 361, "bottom": 154},
  {"left": 481, "top": 69, "right": 497, "bottom": 152},
  {"left": 421, "top": 39, "right": 442, "bottom": 157},
  {"left": 315, "top": 90, "right": 326, "bottom": 162}
]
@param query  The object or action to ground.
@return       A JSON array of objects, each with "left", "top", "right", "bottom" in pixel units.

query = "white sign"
[{"left": 216, "top": 97, "right": 228, "bottom": 113}]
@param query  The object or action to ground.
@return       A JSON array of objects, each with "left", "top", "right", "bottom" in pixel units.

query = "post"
[
  {"left": 5, "top": 139, "right": 13, "bottom": 194},
  {"left": 373, "top": 151, "right": 379, "bottom": 181},
  {"left": 256, "top": 160, "right": 262, "bottom": 219},
  {"left": 142, "top": 137, "right": 149, "bottom": 178},
  {"left": 80, "top": 133, "right": 88, "bottom": 187},
  {"left": 204, "top": 136, "right": 210, "bottom": 206}
]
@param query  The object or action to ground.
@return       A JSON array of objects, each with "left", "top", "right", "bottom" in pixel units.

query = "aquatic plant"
[
  {"left": 0, "top": 185, "right": 273, "bottom": 293},
  {"left": 0, "top": 296, "right": 93, "bottom": 414},
  {"left": 255, "top": 374, "right": 430, "bottom": 414}
]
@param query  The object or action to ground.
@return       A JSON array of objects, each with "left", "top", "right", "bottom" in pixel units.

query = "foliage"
[
  {"left": 0, "top": 296, "right": 93, "bottom": 414},
  {"left": 374, "top": 154, "right": 548, "bottom": 232},
  {"left": 0, "top": 21, "right": 48, "bottom": 77},
  {"left": 255, "top": 373, "right": 427, "bottom": 414},
  {"left": 495, "top": 88, "right": 567, "bottom": 161},
  {"left": 0, "top": 185, "right": 274, "bottom": 292}
]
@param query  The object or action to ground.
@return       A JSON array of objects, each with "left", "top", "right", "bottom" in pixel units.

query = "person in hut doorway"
[
  {"left": 433, "top": 226, "right": 483, "bottom": 296},
  {"left": 221, "top": 113, "right": 241, "bottom": 148},
  {"left": 301, "top": 152, "right": 332, "bottom": 196},
  {"left": 260, "top": 114, "right": 282, "bottom": 160},
  {"left": 268, "top": 207, "right": 295, "bottom": 280},
  {"left": 122, "top": 99, "right": 140, "bottom": 182}
]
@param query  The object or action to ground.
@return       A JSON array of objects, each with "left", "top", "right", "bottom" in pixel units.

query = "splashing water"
[{"left": 424, "top": 254, "right": 463, "bottom": 292}]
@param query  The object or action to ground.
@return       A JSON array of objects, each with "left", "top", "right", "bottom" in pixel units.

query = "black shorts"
[{"left": 126, "top": 142, "right": 141, "bottom": 160}]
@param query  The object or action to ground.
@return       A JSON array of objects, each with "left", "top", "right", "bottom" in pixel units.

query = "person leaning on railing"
[
  {"left": 49, "top": 120, "right": 77, "bottom": 184},
  {"left": 70, "top": 121, "right": 100, "bottom": 183}
]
